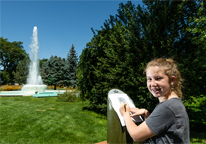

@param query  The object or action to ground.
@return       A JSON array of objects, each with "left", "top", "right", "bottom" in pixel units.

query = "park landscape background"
[{"left": 1, "top": 0, "right": 206, "bottom": 143}]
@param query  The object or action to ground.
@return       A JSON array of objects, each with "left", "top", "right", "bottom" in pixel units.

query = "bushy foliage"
[
  {"left": 77, "top": 1, "right": 205, "bottom": 114},
  {"left": 184, "top": 95, "right": 206, "bottom": 132},
  {"left": 56, "top": 88, "right": 79, "bottom": 102}
]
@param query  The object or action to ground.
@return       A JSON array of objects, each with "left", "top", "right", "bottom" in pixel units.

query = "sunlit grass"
[
  {"left": 190, "top": 131, "right": 206, "bottom": 144},
  {"left": 0, "top": 96, "right": 205, "bottom": 143},
  {"left": 0, "top": 97, "right": 106, "bottom": 144}
]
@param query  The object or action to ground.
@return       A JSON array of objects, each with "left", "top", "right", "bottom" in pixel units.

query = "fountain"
[
  {"left": 0, "top": 26, "right": 65, "bottom": 97},
  {"left": 21, "top": 26, "right": 47, "bottom": 94}
]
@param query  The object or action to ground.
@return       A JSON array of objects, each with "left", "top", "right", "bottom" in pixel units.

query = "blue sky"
[{"left": 1, "top": 0, "right": 143, "bottom": 60}]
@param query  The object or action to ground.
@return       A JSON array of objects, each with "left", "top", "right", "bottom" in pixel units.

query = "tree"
[
  {"left": 77, "top": 1, "right": 204, "bottom": 114},
  {"left": 185, "top": 1, "right": 206, "bottom": 93},
  {"left": 66, "top": 44, "right": 78, "bottom": 88},
  {"left": 12, "top": 57, "right": 30, "bottom": 85},
  {"left": 41, "top": 56, "right": 66, "bottom": 90},
  {"left": 77, "top": 45, "right": 98, "bottom": 101},
  {"left": 0, "top": 71, "right": 10, "bottom": 85},
  {"left": 138, "top": 0, "right": 205, "bottom": 99},
  {"left": 0, "top": 37, "right": 28, "bottom": 84},
  {"left": 39, "top": 58, "right": 48, "bottom": 69},
  {"left": 187, "top": 1, "right": 206, "bottom": 48}
]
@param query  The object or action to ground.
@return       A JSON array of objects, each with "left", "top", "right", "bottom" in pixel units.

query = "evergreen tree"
[
  {"left": 41, "top": 56, "right": 66, "bottom": 90},
  {"left": 39, "top": 58, "right": 48, "bottom": 69},
  {"left": 185, "top": 1, "right": 206, "bottom": 94},
  {"left": 77, "top": 1, "right": 204, "bottom": 113},
  {"left": 66, "top": 44, "right": 78, "bottom": 88},
  {"left": 77, "top": 43, "right": 98, "bottom": 101},
  {"left": 12, "top": 57, "right": 30, "bottom": 85}
]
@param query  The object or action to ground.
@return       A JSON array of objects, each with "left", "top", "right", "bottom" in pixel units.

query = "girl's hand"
[
  {"left": 119, "top": 102, "right": 130, "bottom": 117},
  {"left": 120, "top": 104, "right": 155, "bottom": 141},
  {"left": 130, "top": 108, "right": 149, "bottom": 119}
]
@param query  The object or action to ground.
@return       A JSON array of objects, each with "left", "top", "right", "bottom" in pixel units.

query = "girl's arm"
[{"left": 119, "top": 103, "right": 155, "bottom": 142}]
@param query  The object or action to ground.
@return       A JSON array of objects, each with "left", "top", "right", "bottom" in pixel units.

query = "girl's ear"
[{"left": 171, "top": 76, "right": 176, "bottom": 86}]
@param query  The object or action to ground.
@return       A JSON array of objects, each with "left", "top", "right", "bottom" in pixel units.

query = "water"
[
  {"left": 27, "top": 26, "right": 43, "bottom": 85},
  {"left": 21, "top": 26, "right": 46, "bottom": 94}
]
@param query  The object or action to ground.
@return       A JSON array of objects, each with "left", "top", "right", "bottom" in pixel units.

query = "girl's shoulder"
[{"left": 161, "top": 98, "right": 187, "bottom": 117}]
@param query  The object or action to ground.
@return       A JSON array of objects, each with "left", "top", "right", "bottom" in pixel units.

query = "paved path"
[{"left": 96, "top": 141, "right": 107, "bottom": 144}]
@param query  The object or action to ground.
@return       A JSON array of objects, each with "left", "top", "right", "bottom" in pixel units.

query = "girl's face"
[{"left": 146, "top": 66, "right": 174, "bottom": 100}]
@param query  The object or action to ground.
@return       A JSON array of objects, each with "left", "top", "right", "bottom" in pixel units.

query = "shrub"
[
  {"left": 47, "top": 85, "right": 65, "bottom": 89},
  {"left": 3, "top": 85, "right": 21, "bottom": 91},
  {"left": 184, "top": 95, "right": 206, "bottom": 132},
  {"left": 56, "top": 88, "right": 79, "bottom": 102}
]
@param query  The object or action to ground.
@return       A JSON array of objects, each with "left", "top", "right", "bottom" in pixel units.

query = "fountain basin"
[
  {"left": 0, "top": 90, "right": 66, "bottom": 97},
  {"left": 32, "top": 92, "right": 58, "bottom": 98},
  {"left": 0, "top": 91, "right": 24, "bottom": 97},
  {"left": 21, "top": 85, "right": 47, "bottom": 94}
]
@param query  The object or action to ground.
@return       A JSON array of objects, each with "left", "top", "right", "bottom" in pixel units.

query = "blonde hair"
[{"left": 144, "top": 58, "right": 184, "bottom": 99}]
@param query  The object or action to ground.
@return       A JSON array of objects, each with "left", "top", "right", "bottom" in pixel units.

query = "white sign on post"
[{"left": 108, "top": 89, "right": 143, "bottom": 126}]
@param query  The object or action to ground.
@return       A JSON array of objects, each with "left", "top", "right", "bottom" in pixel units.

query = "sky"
[{"left": 1, "top": 0, "right": 143, "bottom": 60}]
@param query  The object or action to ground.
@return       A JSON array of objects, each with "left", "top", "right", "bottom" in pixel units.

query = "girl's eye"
[
  {"left": 156, "top": 77, "right": 162, "bottom": 80},
  {"left": 147, "top": 78, "right": 152, "bottom": 81}
]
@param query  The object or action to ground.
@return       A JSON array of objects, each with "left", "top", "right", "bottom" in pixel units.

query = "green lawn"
[
  {"left": 190, "top": 131, "right": 206, "bottom": 144},
  {"left": 0, "top": 97, "right": 107, "bottom": 144},
  {"left": 0, "top": 96, "right": 205, "bottom": 144}
]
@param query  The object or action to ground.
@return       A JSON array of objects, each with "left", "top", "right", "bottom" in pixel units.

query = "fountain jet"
[{"left": 21, "top": 26, "right": 47, "bottom": 94}]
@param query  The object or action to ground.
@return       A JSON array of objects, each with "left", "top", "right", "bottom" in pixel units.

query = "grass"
[
  {"left": 0, "top": 96, "right": 205, "bottom": 144},
  {"left": 0, "top": 97, "right": 107, "bottom": 144},
  {"left": 190, "top": 131, "right": 206, "bottom": 144}
]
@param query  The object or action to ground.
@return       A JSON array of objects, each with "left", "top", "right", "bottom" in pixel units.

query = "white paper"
[{"left": 109, "top": 93, "right": 143, "bottom": 126}]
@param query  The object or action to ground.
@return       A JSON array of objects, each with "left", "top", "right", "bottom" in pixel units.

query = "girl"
[{"left": 119, "top": 58, "right": 190, "bottom": 143}]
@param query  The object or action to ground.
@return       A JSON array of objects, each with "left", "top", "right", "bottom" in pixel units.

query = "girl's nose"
[{"left": 151, "top": 79, "right": 157, "bottom": 86}]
